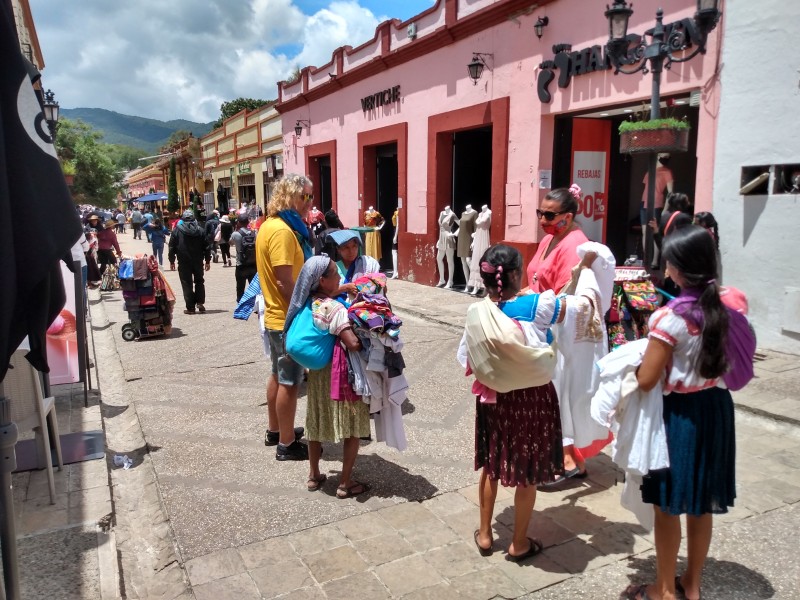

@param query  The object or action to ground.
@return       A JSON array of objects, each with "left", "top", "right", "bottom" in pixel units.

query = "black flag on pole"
[{"left": 0, "top": 3, "right": 81, "bottom": 380}]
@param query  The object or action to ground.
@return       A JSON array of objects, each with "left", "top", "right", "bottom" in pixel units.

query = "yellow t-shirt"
[{"left": 256, "top": 217, "right": 304, "bottom": 330}]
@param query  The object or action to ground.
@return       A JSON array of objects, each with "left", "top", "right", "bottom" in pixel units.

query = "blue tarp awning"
[{"left": 133, "top": 193, "right": 167, "bottom": 203}]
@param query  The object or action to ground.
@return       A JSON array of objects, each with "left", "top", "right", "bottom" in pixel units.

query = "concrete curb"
[{"left": 90, "top": 291, "right": 192, "bottom": 599}]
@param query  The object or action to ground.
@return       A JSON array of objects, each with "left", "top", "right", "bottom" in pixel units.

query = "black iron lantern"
[
  {"left": 467, "top": 53, "right": 492, "bottom": 85},
  {"left": 534, "top": 16, "right": 549, "bottom": 40},
  {"left": 467, "top": 55, "right": 484, "bottom": 84},
  {"left": 294, "top": 119, "right": 309, "bottom": 137},
  {"left": 604, "top": 0, "right": 633, "bottom": 43},
  {"left": 695, "top": 0, "right": 721, "bottom": 34},
  {"left": 42, "top": 89, "right": 59, "bottom": 136}
]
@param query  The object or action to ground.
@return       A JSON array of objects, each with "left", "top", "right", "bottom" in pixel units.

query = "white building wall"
[{"left": 713, "top": 1, "right": 800, "bottom": 352}]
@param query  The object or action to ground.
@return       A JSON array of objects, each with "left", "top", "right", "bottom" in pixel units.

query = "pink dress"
[{"left": 526, "top": 228, "right": 589, "bottom": 293}]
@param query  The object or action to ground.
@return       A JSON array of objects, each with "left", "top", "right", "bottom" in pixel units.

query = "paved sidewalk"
[
  {"left": 13, "top": 229, "right": 797, "bottom": 599},
  {"left": 5, "top": 330, "right": 118, "bottom": 598}
]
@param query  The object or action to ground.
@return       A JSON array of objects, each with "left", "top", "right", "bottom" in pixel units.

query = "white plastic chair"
[{"left": 3, "top": 350, "right": 64, "bottom": 504}]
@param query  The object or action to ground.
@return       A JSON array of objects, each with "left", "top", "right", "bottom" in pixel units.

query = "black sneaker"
[
  {"left": 276, "top": 440, "right": 309, "bottom": 461},
  {"left": 265, "top": 427, "right": 305, "bottom": 447}
]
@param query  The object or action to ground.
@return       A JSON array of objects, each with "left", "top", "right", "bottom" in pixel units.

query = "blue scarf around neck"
[{"left": 278, "top": 209, "right": 313, "bottom": 260}]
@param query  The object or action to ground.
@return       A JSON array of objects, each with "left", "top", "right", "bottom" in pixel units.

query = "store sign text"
[
  {"left": 237, "top": 160, "right": 251, "bottom": 174},
  {"left": 537, "top": 17, "right": 698, "bottom": 103},
  {"left": 361, "top": 85, "right": 401, "bottom": 112}
]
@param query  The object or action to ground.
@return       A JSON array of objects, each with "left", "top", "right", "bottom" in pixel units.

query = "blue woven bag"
[{"left": 285, "top": 299, "right": 335, "bottom": 370}]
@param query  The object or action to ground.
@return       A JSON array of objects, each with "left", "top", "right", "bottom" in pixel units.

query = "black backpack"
[{"left": 239, "top": 229, "right": 257, "bottom": 266}]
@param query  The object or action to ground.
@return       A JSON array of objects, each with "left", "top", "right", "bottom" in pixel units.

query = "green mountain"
[{"left": 60, "top": 108, "right": 215, "bottom": 153}]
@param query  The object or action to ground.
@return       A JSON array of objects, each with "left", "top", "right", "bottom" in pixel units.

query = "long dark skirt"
[
  {"left": 641, "top": 387, "right": 736, "bottom": 515},
  {"left": 475, "top": 382, "right": 564, "bottom": 487},
  {"left": 85, "top": 252, "right": 101, "bottom": 283}
]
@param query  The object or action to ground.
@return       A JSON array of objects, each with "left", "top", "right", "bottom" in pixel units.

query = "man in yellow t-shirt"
[{"left": 257, "top": 174, "right": 313, "bottom": 461}]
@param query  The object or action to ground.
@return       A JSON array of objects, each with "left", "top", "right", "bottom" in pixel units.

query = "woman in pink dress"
[{"left": 526, "top": 185, "right": 591, "bottom": 480}]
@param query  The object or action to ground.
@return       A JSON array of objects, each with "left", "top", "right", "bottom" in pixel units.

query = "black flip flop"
[
  {"left": 623, "top": 584, "right": 653, "bottom": 600},
  {"left": 473, "top": 530, "right": 493, "bottom": 556},
  {"left": 505, "top": 537, "right": 543, "bottom": 562},
  {"left": 675, "top": 575, "right": 702, "bottom": 600}
]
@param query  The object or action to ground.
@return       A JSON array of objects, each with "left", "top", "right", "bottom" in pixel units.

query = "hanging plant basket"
[{"left": 618, "top": 118, "right": 690, "bottom": 154}]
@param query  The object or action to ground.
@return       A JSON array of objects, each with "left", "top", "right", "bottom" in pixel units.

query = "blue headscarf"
[{"left": 278, "top": 209, "right": 313, "bottom": 260}]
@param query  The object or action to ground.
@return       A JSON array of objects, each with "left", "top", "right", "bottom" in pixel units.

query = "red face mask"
[{"left": 541, "top": 217, "right": 569, "bottom": 236}]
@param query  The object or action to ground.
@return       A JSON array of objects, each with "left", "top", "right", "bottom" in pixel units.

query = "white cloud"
[
  {"left": 294, "top": 1, "right": 387, "bottom": 69},
  {"left": 27, "top": 1, "right": 425, "bottom": 122}
]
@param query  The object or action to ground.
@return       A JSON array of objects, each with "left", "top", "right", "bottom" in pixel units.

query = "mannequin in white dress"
[
  {"left": 436, "top": 206, "right": 457, "bottom": 288},
  {"left": 468, "top": 205, "right": 492, "bottom": 295},
  {"left": 455, "top": 204, "right": 477, "bottom": 292},
  {"left": 391, "top": 209, "right": 399, "bottom": 279}
]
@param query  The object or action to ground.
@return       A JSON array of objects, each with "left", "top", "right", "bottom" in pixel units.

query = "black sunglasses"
[{"left": 536, "top": 209, "right": 568, "bottom": 221}]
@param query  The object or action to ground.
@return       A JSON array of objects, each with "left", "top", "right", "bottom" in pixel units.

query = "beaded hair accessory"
[{"left": 568, "top": 184, "right": 582, "bottom": 201}]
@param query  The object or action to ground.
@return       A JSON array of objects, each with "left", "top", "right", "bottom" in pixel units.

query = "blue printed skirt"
[{"left": 641, "top": 387, "right": 736, "bottom": 515}]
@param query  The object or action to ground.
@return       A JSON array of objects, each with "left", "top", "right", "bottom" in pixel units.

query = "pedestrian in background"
[
  {"left": 693, "top": 211, "right": 722, "bottom": 283},
  {"left": 116, "top": 210, "right": 126, "bottom": 234},
  {"left": 641, "top": 153, "right": 674, "bottom": 269},
  {"left": 96, "top": 219, "right": 122, "bottom": 275},
  {"left": 627, "top": 225, "right": 745, "bottom": 600},
  {"left": 231, "top": 213, "right": 258, "bottom": 302},
  {"left": 205, "top": 209, "right": 221, "bottom": 262},
  {"left": 144, "top": 208, "right": 155, "bottom": 242},
  {"left": 131, "top": 208, "right": 144, "bottom": 239},
  {"left": 218, "top": 214, "right": 233, "bottom": 267},
  {"left": 257, "top": 173, "right": 313, "bottom": 461},
  {"left": 168, "top": 210, "right": 211, "bottom": 315},
  {"left": 145, "top": 217, "right": 170, "bottom": 266}
]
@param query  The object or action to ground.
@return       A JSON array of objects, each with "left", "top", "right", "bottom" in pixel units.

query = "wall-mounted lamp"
[
  {"left": 294, "top": 119, "right": 310, "bottom": 137},
  {"left": 42, "top": 89, "right": 60, "bottom": 140},
  {"left": 467, "top": 53, "right": 493, "bottom": 85},
  {"left": 534, "top": 16, "right": 549, "bottom": 39}
]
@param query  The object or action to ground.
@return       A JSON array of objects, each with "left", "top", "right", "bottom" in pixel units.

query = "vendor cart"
[{"left": 118, "top": 255, "right": 175, "bottom": 341}]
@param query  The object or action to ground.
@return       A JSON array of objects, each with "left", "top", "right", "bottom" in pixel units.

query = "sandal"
[
  {"left": 623, "top": 584, "right": 653, "bottom": 600},
  {"left": 505, "top": 537, "right": 543, "bottom": 562},
  {"left": 473, "top": 529, "right": 493, "bottom": 556},
  {"left": 336, "top": 481, "right": 369, "bottom": 499},
  {"left": 675, "top": 575, "right": 702, "bottom": 600},
  {"left": 307, "top": 474, "right": 326, "bottom": 492}
]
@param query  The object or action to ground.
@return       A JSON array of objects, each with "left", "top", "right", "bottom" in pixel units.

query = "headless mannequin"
[
  {"left": 391, "top": 209, "right": 399, "bottom": 279},
  {"left": 436, "top": 206, "right": 457, "bottom": 288},
  {"left": 456, "top": 204, "right": 477, "bottom": 292},
  {"left": 307, "top": 205, "right": 323, "bottom": 224},
  {"left": 469, "top": 205, "right": 492, "bottom": 296},
  {"left": 364, "top": 206, "right": 384, "bottom": 260}
]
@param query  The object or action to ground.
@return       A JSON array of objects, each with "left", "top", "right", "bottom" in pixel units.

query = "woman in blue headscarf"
[
  {"left": 328, "top": 229, "right": 381, "bottom": 303},
  {"left": 284, "top": 255, "right": 372, "bottom": 499}
]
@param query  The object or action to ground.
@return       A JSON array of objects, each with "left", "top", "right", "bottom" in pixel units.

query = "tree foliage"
[
  {"left": 54, "top": 118, "right": 119, "bottom": 207},
  {"left": 105, "top": 144, "right": 148, "bottom": 171},
  {"left": 72, "top": 135, "right": 119, "bottom": 208},
  {"left": 159, "top": 129, "right": 192, "bottom": 154},
  {"left": 212, "top": 98, "right": 271, "bottom": 129},
  {"left": 167, "top": 157, "right": 180, "bottom": 213}
]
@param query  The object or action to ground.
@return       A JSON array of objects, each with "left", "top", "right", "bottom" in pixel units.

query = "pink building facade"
[{"left": 276, "top": 0, "right": 721, "bottom": 285}]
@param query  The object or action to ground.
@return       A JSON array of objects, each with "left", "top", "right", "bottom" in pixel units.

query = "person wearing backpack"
[
  {"left": 626, "top": 225, "right": 754, "bottom": 600},
  {"left": 205, "top": 210, "right": 221, "bottom": 263},
  {"left": 231, "top": 213, "right": 257, "bottom": 301}
]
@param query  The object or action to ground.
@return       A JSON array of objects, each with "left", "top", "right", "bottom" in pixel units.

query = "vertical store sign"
[
  {"left": 570, "top": 119, "right": 611, "bottom": 242},
  {"left": 46, "top": 262, "right": 79, "bottom": 384}
]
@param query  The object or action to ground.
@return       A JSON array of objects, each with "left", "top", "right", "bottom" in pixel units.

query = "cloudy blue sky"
[{"left": 29, "top": 0, "right": 435, "bottom": 123}]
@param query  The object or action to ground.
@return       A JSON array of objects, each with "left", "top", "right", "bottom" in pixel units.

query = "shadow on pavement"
[
  {"left": 315, "top": 452, "right": 438, "bottom": 503},
  {"left": 624, "top": 555, "right": 776, "bottom": 599},
  {"left": 101, "top": 402, "right": 129, "bottom": 420}
]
